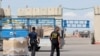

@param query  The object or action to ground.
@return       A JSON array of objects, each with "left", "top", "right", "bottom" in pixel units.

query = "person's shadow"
[
  {"left": 37, "top": 50, "right": 68, "bottom": 52},
  {"left": 60, "top": 38, "right": 65, "bottom": 49}
]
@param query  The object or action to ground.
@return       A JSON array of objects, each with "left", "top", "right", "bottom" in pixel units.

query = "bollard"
[{"left": 91, "top": 33, "right": 95, "bottom": 44}]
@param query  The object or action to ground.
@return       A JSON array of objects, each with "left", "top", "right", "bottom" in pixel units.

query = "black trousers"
[
  {"left": 30, "top": 43, "right": 36, "bottom": 56},
  {"left": 50, "top": 43, "right": 60, "bottom": 56}
]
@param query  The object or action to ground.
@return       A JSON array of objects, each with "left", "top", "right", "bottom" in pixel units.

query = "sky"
[
  {"left": 2, "top": 0, "right": 100, "bottom": 16},
  {"left": 1, "top": 0, "right": 100, "bottom": 33}
]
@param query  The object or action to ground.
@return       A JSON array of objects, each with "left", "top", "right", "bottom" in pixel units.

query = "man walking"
[
  {"left": 27, "top": 27, "right": 39, "bottom": 56},
  {"left": 50, "top": 26, "right": 61, "bottom": 56}
]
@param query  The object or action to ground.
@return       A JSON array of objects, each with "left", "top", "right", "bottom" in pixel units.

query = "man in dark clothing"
[
  {"left": 50, "top": 26, "right": 61, "bottom": 56},
  {"left": 27, "top": 27, "right": 39, "bottom": 56}
]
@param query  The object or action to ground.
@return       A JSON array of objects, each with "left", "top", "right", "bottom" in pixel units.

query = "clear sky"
[
  {"left": 1, "top": 0, "right": 100, "bottom": 15},
  {"left": 1, "top": 0, "right": 100, "bottom": 32}
]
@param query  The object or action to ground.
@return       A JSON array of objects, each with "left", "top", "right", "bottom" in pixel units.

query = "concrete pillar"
[{"left": 94, "top": 6, "right": 100, "bottom": 44}]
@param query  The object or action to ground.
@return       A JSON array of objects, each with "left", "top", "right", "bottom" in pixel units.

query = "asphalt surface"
[{"left": 1, "top": 37, "right": 100, "bottom": 56}]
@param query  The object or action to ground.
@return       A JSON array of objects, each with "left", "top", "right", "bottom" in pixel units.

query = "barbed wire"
[{"left": 63, "top": 7, "right": 94, "bottom": 10}]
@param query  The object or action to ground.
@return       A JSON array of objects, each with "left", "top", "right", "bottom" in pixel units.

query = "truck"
[
  {"left": 79, "top": 30, "right": 90, "bottom": 38},
  {"left": 0, "top": 17, "right": 65, "bottom": 51}
]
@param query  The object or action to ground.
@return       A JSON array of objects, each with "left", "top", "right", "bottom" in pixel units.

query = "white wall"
[
  {"left": 4, "top": 8, "right": 11, "bottom": 17},
  {"left": 17, "top": 7, "right": 62, "bottom": 19}
]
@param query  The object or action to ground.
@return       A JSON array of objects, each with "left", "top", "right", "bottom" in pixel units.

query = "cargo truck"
[{"left": 0, "top": 18, "right": 65, "bottom": 51}]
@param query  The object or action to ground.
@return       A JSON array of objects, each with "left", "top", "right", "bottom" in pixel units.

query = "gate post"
[{"left": 94, "top": 6, "right": 100, "bottom": 44}]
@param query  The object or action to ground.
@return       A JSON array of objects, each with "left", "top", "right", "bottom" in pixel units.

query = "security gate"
[{"left": 63, "top": 20, "right": 90, "bottom": 28}]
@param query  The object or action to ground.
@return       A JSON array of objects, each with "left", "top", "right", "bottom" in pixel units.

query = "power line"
[{"left": 63, "top": 7, "right": 94, "bottom": 10}]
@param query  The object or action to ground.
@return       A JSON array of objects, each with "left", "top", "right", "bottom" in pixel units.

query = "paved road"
[{"left": 1, "top": 38, "right": 100, "bottom": 56}]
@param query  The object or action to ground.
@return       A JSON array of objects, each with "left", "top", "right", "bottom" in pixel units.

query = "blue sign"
[{"left": 1, "top": 29, "right": 28, "bottom": 39}]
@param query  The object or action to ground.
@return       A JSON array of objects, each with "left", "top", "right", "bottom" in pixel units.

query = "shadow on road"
[{"left": 37, "top": 50, "right": 69, "bottom": 52}]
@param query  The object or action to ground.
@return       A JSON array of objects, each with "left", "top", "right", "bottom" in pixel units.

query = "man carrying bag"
[{"left": 27, "top": 27, "right": 40, "bottom": 56}]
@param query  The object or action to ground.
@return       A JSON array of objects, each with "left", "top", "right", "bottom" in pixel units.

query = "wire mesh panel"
[
  {"left": 11, "top": 18, "right": 28, "bottom": 29},
  {"left": 0, "top": 18, "right": 57, "bottom": 38},
  {"left": 1, "top": 18, "right": 28, "bottom": 38},
  {"left": 29, "top": 19, "right": 37, "bottom": 26},
  {"left": 38, "top": 18, "right": 55, "bottom": 26},
  {"left": 63, "top": 20, "right": 90, "bottom": 28}
]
